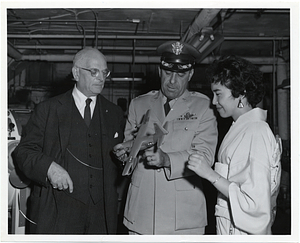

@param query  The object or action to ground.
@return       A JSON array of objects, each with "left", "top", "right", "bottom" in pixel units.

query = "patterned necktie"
[
  {"left": 84, "top": 98, "right": 92, "bottom": 126},
  {"left": 164, "top": 98, "right": 172, "bottom": 116}
]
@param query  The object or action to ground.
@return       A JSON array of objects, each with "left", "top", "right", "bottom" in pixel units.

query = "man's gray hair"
[{"left": 73, "top": 47, "right": 106, "bottom": 67}]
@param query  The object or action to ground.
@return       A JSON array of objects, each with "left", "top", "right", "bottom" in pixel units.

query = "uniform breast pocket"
[{"left": 171, "top": 121, "right": 198, "bottom": 150}]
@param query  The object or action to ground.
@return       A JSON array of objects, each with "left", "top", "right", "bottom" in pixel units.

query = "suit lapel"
[
  {"left": 57, "top": 90, "right": 73, "bottom": 152},
  {"left": 57, "top": 92, "right": 109, "bottom": 154},
  {"left": 97, "top": 95, "right": 109, "bottom": 137},
  {"left": 97, "top": 95, "right": 109, "bottom": 163}
]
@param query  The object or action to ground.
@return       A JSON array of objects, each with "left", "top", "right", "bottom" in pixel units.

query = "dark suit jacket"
[{"left": 13, "top": 89, "right": 125, "bottom": 234}]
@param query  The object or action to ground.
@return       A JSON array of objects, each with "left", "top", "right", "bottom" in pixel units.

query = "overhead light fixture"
[
  {"left": 109, "top": 72, "right": 144, "bottom": 82},
  {"left": 188, "top": 27, "right": 224, "bottom": 63}
]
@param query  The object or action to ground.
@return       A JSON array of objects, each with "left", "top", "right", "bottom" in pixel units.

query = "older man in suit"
[
  {"left": 13, "top": 47, "right": 124, "bottom": 234},
  {"left": 114, "top": 41, "right": 218, "bottom": 234}
]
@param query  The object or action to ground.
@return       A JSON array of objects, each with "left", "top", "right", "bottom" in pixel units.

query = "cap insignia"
[{"left": 172, "top": 42, "right": 184, "bottom": 55}]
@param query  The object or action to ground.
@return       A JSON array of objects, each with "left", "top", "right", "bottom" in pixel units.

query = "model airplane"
[{"left": 121, "top": 109, "right": 168, "bottom": 176}]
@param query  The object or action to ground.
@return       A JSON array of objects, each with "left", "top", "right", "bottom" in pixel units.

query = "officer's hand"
[
  {"left": 47, "top": 162, "right": 73, "bottom": 193},
  {"left": 144, "top": 147, "right": 170, "bottom": 168}
]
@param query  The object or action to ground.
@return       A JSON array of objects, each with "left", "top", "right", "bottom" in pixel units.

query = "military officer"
[{"left": 114, "top": 41, "right": 218, "bottom": 234}]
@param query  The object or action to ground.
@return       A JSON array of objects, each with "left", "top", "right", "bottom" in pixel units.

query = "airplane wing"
[
  {"left": 122, "top": 110, "right": 168, "bottom": 176},
  {"left": 153, "top": 122, "right": 168, "bottom": 148},
  {"left": 122, "top": 109, "right": 151, "bottom": 176}
]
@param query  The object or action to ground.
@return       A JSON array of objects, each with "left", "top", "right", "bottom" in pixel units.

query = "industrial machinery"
[{"left": 8, "top": 109, "right": 32, "bottom": 234}]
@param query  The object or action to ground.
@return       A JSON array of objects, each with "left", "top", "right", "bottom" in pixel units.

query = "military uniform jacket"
[
  {"left": 13, "top": 89, "right": 124, "bottom": 233},
  {"left": 123, "top": 90, "right": 218, "bottom": 234}
]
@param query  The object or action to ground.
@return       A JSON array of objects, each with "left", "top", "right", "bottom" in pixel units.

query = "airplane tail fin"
[
  {"left": 122, "top": 156, "right": 138, "bottom": 176},
  {"left": 153, "top": 122, "right": 169, "bottom": 147}
]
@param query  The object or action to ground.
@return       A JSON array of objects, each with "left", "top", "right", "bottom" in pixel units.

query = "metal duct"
[
  {"left": 8, "top": 43, "right": 22, "bottom": 61},
  {"left": 181, "top": 9, "right": 221, "bottom": 42}
]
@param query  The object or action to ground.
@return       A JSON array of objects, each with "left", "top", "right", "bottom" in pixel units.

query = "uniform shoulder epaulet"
[
  {"left": 134, "top": 90, "right": 158, "bottom": 99},
  {"left": 190, "top": 91, "right": 210, "bottom": 100}
]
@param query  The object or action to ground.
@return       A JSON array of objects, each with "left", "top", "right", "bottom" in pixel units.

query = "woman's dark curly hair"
[{"left": 206, "top": 55, "right": 265, "bottom": 107}]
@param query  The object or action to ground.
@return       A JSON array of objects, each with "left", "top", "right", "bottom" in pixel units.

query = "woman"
[{"left": 187, "top": 55, "right": 282, "bottom": 235}]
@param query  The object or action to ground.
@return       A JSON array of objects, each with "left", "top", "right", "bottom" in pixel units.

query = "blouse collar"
[{"left": 233, "top": 107, "right": 267, "bottom": 125}]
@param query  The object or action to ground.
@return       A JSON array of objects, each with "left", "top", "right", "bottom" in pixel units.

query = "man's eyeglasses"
[{"left": 77, "top": 66, "right": 110, "bottom": 79}]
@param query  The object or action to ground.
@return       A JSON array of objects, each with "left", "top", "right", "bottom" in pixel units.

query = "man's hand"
[
  {"left": 144, "top": 146, "right": 170, "bottom": 168},
  {"left": 113, "top": 143, "right": 129, "bottom": 163},
  {"left": 47, "top": 162, "right": 73, "bottom": 193}
]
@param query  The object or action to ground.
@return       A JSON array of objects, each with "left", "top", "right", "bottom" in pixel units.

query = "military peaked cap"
[{"left": 157, "top": 41, "right": 201, "bottom": 72}]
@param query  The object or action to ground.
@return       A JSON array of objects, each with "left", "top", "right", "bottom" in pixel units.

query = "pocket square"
[{"left": 114, "top": 132, "right": 119, "bottom": 138}]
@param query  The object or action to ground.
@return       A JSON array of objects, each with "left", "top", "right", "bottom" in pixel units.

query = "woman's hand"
[
  {"left": 187, "top": 153, "right": 213, "bottom": 180},
  {"left": 188, "top": 153, "right": 230, "bottom": 197}
]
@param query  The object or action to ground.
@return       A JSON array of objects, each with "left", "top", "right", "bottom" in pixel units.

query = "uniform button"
[
  {"left": 157, "top": 169, "right": 161, "bottom": 172},
  {"left": 89, "top": 144, "right": 92, "bottom": 147},
  {"left": 89, "top": 154, "right": 92, "bottom": 158},
  {"left": 88, "top": 134, "right": 91, "bottom": 137},
  {"left": 90, "top": 185, "right": 93, "bottom": 188},
  {"left": 185, "top": 127, "right": 188, "bottom": 131},
  {"left": 90, "top": 174, "right": 93, "bottom": 178}
]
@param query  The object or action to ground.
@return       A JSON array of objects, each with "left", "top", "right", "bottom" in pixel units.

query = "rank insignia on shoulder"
[{"left": 177, "top": 112, "right": 197, "bottom": 120}]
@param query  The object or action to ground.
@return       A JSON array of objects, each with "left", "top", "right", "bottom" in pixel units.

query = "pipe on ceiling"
[
  {"left": 7, "top": 34, "right": 180, "bottom": 40},
  {"left": 19, "top": 54, "right": 161, "bottom": 63},
  {"left": 18, "top": 53, "right": 288, "bottom": 66},
  {"left": 8, "top": 18, "right": 144, "bottom": 24},
  {"left": 12, "top": 36, "right": 289, "bottom": 52},
  {"left": 7, "top": 34, "right": 290, "bottom": 41},
  {"left": 14, "top": 45, "right": 157, "bottom": 51}
]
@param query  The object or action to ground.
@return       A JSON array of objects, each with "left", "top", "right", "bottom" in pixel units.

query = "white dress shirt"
[{"left": 72, "top": 85, "right": 97, "bottom": 118}]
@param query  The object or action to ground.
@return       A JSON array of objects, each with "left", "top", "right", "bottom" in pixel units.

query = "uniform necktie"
[
  {"left": 84, "top": 98, "right": 92, "bottom": 126},
  {"left": 164, "top": 98, "right": 172, "bottom": 116}
]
